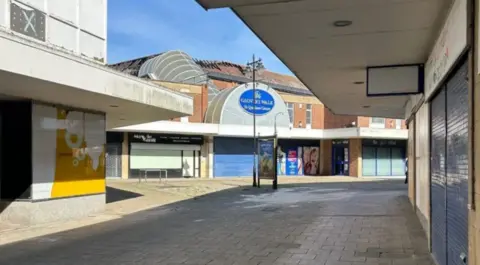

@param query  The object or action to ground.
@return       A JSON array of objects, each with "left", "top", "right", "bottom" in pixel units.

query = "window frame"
[
  {"left": 370, "top": 117, "right": 386, "bottom": 128},
  {"left": 286, "top": 102, "right": 294, "bottom": 126},
  {"left": 306, "top": 104, "right": 312, "bottom": 129}
]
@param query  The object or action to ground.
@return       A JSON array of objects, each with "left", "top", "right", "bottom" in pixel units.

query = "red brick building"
[{"left": 109, "top": 50, "right": 407, "bottom": 179}]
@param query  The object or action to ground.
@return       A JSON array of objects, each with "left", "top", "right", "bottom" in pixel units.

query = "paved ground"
[
  {"left": 0, "top": 180, "right": 432, "bottom": 265},
  {"left": 0, "top": 177, "right": 376, "bottom": 245}
]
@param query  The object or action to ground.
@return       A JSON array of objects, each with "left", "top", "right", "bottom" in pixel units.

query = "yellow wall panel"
[{"left": 51, "top": 108, "right": 106, "bottom": 198}]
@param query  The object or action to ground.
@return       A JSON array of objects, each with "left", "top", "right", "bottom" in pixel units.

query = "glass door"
[
  {"left": 376, "top": 147, "right": 392, "bottom": 176},
  {"left": 343, "top": 147, "right": 349, "bottom": 176},
  {"left": 332, "top": 146, "right": 346, "bottom": 175}
]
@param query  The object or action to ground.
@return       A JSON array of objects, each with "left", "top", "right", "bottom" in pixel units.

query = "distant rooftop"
[{"left": 109, "top": 50, "right": 312, "bottom": 96}]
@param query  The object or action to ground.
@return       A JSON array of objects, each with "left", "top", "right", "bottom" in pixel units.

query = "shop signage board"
[
  {"left": 238, "top": 89, "right": 275, "bottom": 115},
  {"left": 424, "top": 0, "right": 467, "bottom": 100},
  {"left": 332, "top": 139, "right": 349, "bottom": 145},
  {"left": 129, "top": 133, "right": 204, "bottom": 145},
  {"left": 362, "top": 139, "right": 407, "bottom": 147}
]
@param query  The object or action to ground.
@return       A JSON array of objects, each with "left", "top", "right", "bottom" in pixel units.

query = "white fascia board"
[
  {"left": 322, "top": 128, "right": 361, "bottom": 139},
  {"left": 112, "top": 122, "right": 407, "bottom": 140},
  {"left": 358, "top": 128, "right": 408, "bottom": 139},
  {"left": 114, "top": 121, "right": 219, "bottom": 135}
]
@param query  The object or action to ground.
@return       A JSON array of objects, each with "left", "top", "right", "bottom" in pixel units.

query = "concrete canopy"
[
  {"left": 197, "top": 0, "right": 453, "bottom": 118},
  {"left": 0, "top": 32, "right": 193, "bottom": 129}
]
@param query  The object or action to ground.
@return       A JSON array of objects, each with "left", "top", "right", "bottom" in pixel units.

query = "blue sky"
[{"left": 107, "top": 0, "right": 291, "bottom": 74}]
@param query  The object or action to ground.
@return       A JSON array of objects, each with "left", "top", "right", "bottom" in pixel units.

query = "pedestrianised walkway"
[{"left": 0, "top": 180, "right": 432, "bottom": 265}]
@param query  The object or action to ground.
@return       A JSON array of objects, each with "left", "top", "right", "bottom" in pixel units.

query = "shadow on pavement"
[
  {"left": 106, "top": 186, "right": 143, "bottom": 204},
  {"left": 0, "top": 179, "right": 421, "bottom": 265}
]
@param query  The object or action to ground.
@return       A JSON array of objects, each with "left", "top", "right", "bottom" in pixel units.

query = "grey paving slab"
[{"left": 0, "top": 180, "right": 433, "bottom": 265}]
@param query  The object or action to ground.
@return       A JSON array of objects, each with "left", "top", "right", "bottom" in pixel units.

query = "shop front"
[
  {"left": 331, "top": 139, "right": 349, "bottom": 176},
  {"left": 429, "top": 57, "right": 469, "bottom": 265},
  {"left": 128, "top": 133, "right": 204, "bottom": 179},
  {"left": 361, "top": 139, "right": 406, "bottom": 177},
  {"left": 277, "top": 139, "right": 321, "bottom": 176}
]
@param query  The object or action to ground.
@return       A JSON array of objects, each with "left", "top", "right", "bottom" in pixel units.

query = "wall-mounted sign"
[
  {"left": 239, "top": 89, "right": 275, "bottom": 115},
  {"left": 362, "top": 139, "right": 407, "bottom": 147},
  {"left": 332, "top": 139, "right": 349, "bottom": 145},
  {"left": 424, "top": 0, "right": 467, "bottom": 100},
  {"left": 10, "top": 2, "right": 46, "bottom": 42},
  {"left": 129, "top": 133, "right": 204, "bottom": 145}
]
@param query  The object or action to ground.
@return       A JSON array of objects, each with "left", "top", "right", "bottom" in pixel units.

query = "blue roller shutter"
[
  {"left": 445, "top": 61, "right": 468, "bottom": 265},
  {"left": 431, "top": 86, "right": 447, "bottom": 265},
  {"left": 214, "top": 137, "right": 254, "bottom": 177},
  {"left": 430, "top": 59, "right": 469, "bottom": 265}
]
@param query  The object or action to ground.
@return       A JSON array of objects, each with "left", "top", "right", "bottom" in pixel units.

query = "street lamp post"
[
  {"left": 273, "top": 112, "right": 284, "bottom": 190},
  {"left": 246, "top": 54, "right": 263, "bottom": 187}
]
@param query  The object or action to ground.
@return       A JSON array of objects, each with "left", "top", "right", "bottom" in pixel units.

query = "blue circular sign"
[{"left": 239, "top": 89, "right": 275, "bottom": 115}]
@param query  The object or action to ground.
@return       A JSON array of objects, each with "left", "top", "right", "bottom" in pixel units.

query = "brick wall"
[
  {"left": 189, "top": 86, "right": 209, "bottom": 123},
  {"left": 312, "top": 104, "right": 324, "bottom": 129},
  {"left": 357, "top": 117, "right": 370, "bottom": 127},
  {"left": 211, "top": 79, "right": 238, "bottom": 90},
  {"left": 293, "top": 103, "right": 306, "bottom": 128},
  {"left": 349, "top": 139, "right": 362, "bottom": 177},
  {"left": 324, "top": 108, "right": 357, "bottom": 129}
]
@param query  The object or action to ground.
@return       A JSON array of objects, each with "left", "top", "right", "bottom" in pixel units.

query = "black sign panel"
[
  {"left": 362, "top": 139, "right": 406, "bottom": 147},
  {"left": 129, "top": 133, "right": 204, "bottom": 145},
  {"left": 332, "top": 139, "right": 349, "bottom": 146}
]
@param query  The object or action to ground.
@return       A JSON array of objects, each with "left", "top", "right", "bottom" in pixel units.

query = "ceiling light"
[
  {"left": 353, "top": 81, "right": 365, "bottom": 85},
  {"left": 333, "top": 20, "right": 352, "bottom": 27}
]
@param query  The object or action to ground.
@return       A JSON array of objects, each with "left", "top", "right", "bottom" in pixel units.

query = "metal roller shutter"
[
  {"left": 430, "top": 87, "right": 447, "bottom": 265},
  {"left": 430, "top": 59, "right": 469, "bottom": 265},
  {"left": 445, "top": 61, "right": 469, "bottom": 265},
  {"left": 106, "top": 144, "right": 122, "bottom": 178},
  {"left": 214, "top": 137, "right": 254, "bottom": 177}
]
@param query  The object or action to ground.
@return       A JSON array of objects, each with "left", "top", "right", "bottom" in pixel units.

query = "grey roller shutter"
[
  {"left": 445, "top": 61, "right": 469, "bottom": 265},
  {"left": 430, "top": 86, "right": 447, "bottom": 265}
]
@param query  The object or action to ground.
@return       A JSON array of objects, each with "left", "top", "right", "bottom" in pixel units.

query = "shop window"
[
  {"left": 370, "top": 117, "right": 385, "bottom": 128},
  {"left": 286, "top": 103, "right": 294, "bottom": 127},
  {"left": 306, "top": 104, "right": 312, "bottom": 129}
]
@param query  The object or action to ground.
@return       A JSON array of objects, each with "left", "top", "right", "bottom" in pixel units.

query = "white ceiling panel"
[{"left": 198, "top": 0, "right": 453, "bottom": 118}]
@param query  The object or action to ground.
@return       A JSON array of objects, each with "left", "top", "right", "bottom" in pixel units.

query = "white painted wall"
[
  {"left": 31, "top": 103, "right": 106, "bottom": 200},
  {"left": 0, "top": 0, "right": 106, "bottom": 63},
  {"left": 415, "top": 103, "right": 430, "bottom": 224}
]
